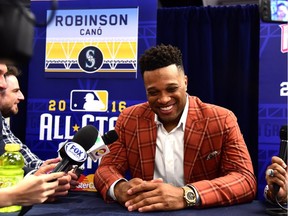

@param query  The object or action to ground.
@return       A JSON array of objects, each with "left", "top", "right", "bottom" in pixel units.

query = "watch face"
[{"left": 187, "top": 191, "right": 195, "bottom": 200}]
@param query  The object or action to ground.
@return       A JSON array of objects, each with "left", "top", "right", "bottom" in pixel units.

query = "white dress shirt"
[{"left": 153, "top": 97, "right": 188, "bottom": 186}]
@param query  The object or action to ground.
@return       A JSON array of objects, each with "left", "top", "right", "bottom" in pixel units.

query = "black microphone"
[
  {"left": 102, "top": 130, "right": 118, "bottom": 145},
  {"left": 52, "top": 125, "right": 99, "bottom": 173},
  {"left": 273, "top": 125, "right": 288, "bottom": 195}
]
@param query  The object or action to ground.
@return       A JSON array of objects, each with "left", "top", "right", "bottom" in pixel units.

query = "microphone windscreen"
[
  {"left": 72, "top": 125, "right": 98, "bottom": 151},
  {"left": 102, "top": 130, "right": 118, "bottom": 145},
  {"left": 279, "top": 125, "right": 288, "bottom": 162}
]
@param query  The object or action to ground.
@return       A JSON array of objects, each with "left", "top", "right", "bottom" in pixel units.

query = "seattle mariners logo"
[{"left": 78, "top": 46, "right": 104, "bottom": 73}]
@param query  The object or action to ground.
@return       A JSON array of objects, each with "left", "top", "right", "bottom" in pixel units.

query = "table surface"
[{"left": 0, "top": 191, "right": 285, "bottom": 216}]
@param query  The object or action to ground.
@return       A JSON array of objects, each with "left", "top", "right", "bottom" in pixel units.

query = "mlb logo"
[{"left": 70, "top": 90, "right": 108, "bottom": 112}]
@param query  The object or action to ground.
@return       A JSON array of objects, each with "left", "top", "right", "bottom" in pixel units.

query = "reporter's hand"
[
  {"left": 265, "top": 156, "right": 288, "bottom": 202},
  {"left": 67, "top": 170, "right": 79, "bottom": 189},
  {"left": 8, "top": 172, "right": 65, "bottom": 206},
  {"left": 34, "top": 158, "right": 61, "bottom": 176},
  {"left": 34, "top": 158, "right": 75, "bottom": 202},
  {"left": 46, "top": 174, "right": 71, "bottom": 202}
]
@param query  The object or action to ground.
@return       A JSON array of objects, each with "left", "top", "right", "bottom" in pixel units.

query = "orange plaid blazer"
[{"left": 94, "top": 96, "right": 257, "bottom": 207}]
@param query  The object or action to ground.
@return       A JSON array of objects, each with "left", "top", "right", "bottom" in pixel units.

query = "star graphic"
[{"left": 72, "top": 124, "right": 80, "bottom": 132}]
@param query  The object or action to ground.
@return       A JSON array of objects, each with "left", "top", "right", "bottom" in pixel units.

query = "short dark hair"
[
  {"left": 5, "top": 65, "right": 21, "bottom": 77},
  {"left": 139, "top": 44, "right": 184, "bottom": 77}
]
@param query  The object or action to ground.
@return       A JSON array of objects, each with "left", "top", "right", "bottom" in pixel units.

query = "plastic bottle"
[{"left": 0, "top": 143, "right": 24, "bottom": 212}]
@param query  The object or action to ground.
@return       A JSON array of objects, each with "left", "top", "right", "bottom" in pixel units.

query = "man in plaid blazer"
[{"left": 94, "top": 44, "right": 257, "bottom": 212}]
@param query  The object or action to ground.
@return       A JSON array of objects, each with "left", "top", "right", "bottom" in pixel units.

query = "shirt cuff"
[{"left": 107, "top": 178, "right": 127, "bottom": 201}]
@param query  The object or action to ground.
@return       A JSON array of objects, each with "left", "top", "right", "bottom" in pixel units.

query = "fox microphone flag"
[
  {"left": 87, "top": 130, "right": 118, "bottom": 162},
  {"left": 52, "top": 125, "right": 99, "bottom": 172}
]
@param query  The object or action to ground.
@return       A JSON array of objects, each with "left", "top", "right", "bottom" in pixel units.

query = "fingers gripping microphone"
[
  {"left": 52, "top": 125, "right": 99, "bottom": 173},
  {"left": 273, "top": 125, "right": 288, "bottom": 194}
]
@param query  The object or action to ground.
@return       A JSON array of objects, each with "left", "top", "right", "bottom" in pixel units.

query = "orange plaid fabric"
[{"left": 94, "top": 96, "right": 257, "bottom": 207}]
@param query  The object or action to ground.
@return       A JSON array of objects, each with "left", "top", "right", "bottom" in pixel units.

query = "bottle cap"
[{"left": 4, "top": 143, "right": 21, "bottom": 152}]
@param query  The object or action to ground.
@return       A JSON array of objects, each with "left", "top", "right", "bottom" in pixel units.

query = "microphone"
[
  {"left": 102, "top": 130, "right": 118, "bottom": 145},
  {"left": 273, "top": 125, "right": 288, "bottom": 194},
  {"left": 52, "top": 125, "right": 99, "bottom": 173},
  {"left": 87, "top": 130, "right": 118, "bottom": 162}
]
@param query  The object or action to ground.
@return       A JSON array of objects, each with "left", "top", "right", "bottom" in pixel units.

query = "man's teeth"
[{"left": 160, "top": 105, "right": 172, "bottom": 111}]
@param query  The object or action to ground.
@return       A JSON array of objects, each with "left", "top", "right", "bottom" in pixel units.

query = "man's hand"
[
  {"left": 114, "top": 178, "right": 185, "bottom": 212},
  {"left": 124, "top": 180, "right": 185, "bottom": 212},
  {"left": 34, "top": 158, "right": 61, "bottom": 175},
  {"left": 46, "top": 174, "right": 71, "bottom": 202},
  {"left": 68, "top": 170, "right": 80, "bottom": 189},
  {"left": 266, "top": 156, "right": 288, "bottom": 203},
  {"left": 33, "top": 158, "right": 76, "bottom": 202},
  {"left": 11, "top": 172, "right": 65, "bottom": 206},
  {"left": 114, "top": 178, "right": 144, "bottom": 206},
  {"left": 114, "top": 178, "right": 163, "bottom": 205}
]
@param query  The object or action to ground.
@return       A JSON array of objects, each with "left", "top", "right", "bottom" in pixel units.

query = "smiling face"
[{"left": 143, "top": 64, "right": 187, "bottom": 132}]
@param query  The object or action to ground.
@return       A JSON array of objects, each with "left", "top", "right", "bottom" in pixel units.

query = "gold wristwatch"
[{"left": 182, "top": 186, "right": 197, "bottom": 207}]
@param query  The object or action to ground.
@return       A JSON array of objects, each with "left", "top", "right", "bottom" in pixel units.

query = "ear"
[{"left": 184, "top": 75, "right": 188, "bottom": 91}]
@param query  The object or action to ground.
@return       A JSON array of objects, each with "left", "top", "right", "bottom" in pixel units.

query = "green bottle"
[{"left": 0, "top": 143, "right": 24, "bottom": 212}]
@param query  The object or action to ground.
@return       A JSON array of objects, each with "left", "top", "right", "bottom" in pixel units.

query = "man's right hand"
[
  {"left": 114, "top": 178, "right": 164, "bottom": 206},
  {"left": 114, "top": 178, "right": 143, "bottom": 206}
]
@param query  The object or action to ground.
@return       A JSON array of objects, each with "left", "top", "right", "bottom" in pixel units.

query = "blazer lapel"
[
  {"left": 183, "top": 97, "right": 209, "bottom": 184},
  {"left": 137, "top": 109, "right": 157, "bottom": 180}
]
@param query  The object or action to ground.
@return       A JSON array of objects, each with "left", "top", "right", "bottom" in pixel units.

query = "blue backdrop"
[
  {"left": 258, "top": 21, "right": 287, "bottom": 200},
  {"left": 24, "top": 0, "right": 157, "bottom": 191}
]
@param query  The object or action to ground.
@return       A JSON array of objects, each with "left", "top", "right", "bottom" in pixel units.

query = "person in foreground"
[
  {"left": 264, "top": 156, "right": 287, "bottom": 205},
  {"left": 94, "top": 44, "right": 257, "bottom": 212},
  {"left": 0, "top": 65, "right": 43, "bottom": 170},
  {"left": 0, "top": 65, "right": 79, "bottom": 190},
  {"left": 0, "top": 63, "right": 70, "bottom": 207}
]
